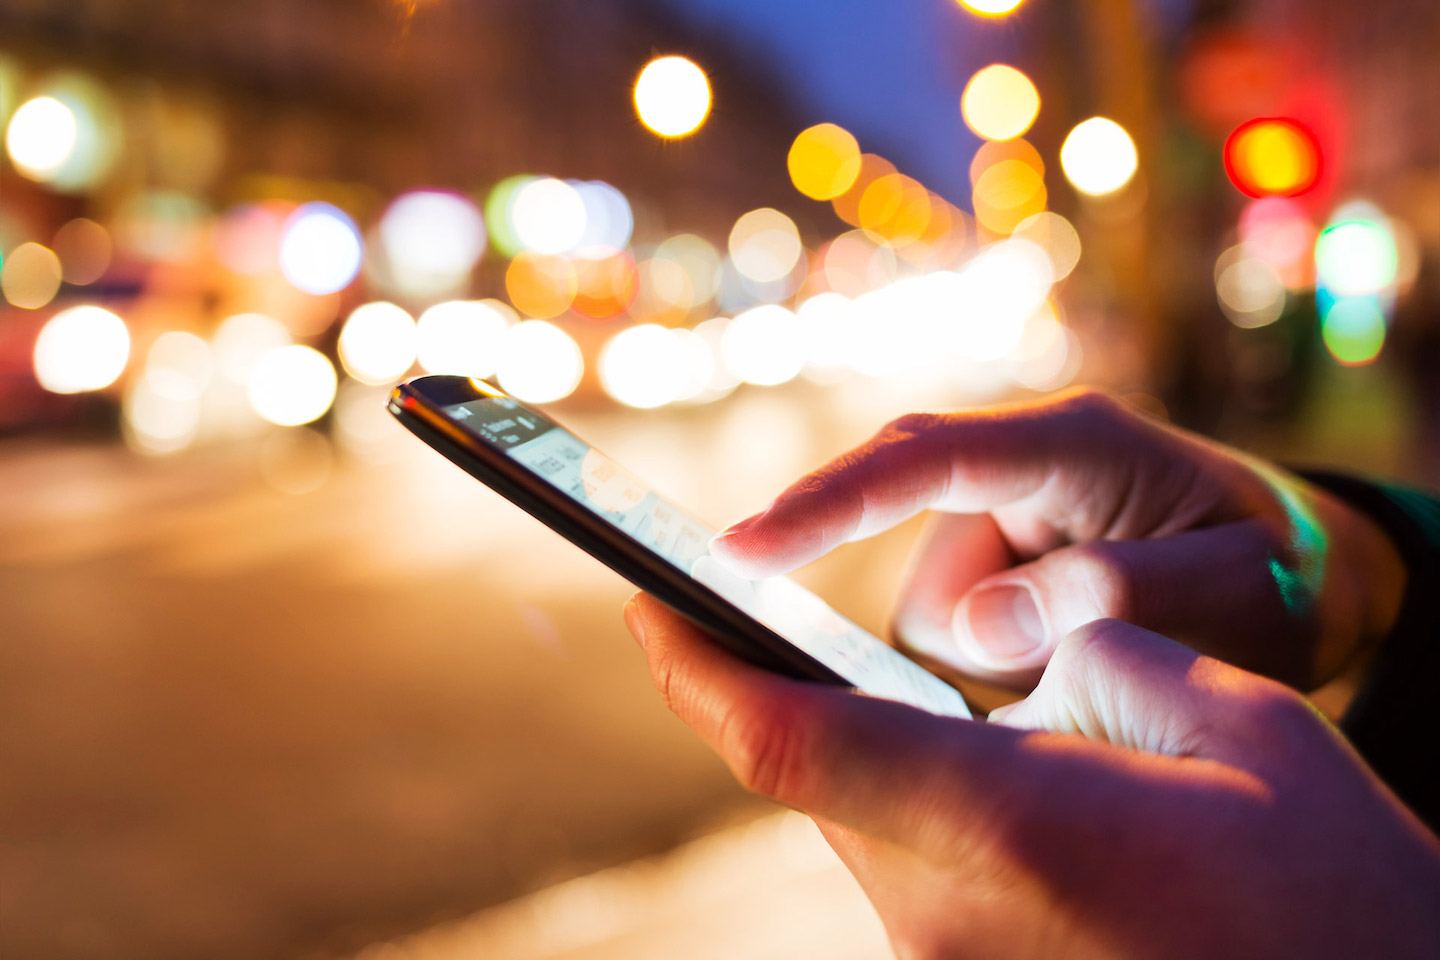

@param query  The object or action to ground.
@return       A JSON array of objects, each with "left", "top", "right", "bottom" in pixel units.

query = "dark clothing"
[{"left": 1304, "top": 472, "right": 1440, "bottom": 833}]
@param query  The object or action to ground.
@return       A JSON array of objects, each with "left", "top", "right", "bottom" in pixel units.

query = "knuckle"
[
  {"left": 721, "top": 699, "right": 810, "bottom": 801},
  {"left": 1047, "top": 542, "right": 1145, "bottom": 624}
]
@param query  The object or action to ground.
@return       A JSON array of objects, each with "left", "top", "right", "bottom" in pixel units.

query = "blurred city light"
[
  {"left": 338, "top": 301, "right": 418, "bottom": 386},
  {"left": 859, "top": 174, "right": 931, "bottom": 246},
  {"left": 728, "top": 208, "right": 803, "bottom": 284},
  {"left": 961, "top": 65, "right": 1040, "bottom": 141},
  {"left": 145, "top": 331, "right": 214, "bottom": 400},
  {"left": 788, "top": 123, "right": 863, "bottom": 200},
  {"left": 1314, "top": 211, "right": 1397, "bottom": 296},
  {"left": 671, "top": 327, "right": 717, "bottom": 402},
  {"left": 831, "top": 153, "right": 896, "bottom": 228},
  {"left": 972, "top": 159, "right": 1047, "bottom": 234},
  {"left": 1, "top": 241, "right": 63, "bottom": 309},
  {"left": 52, "top": 217, "right": 112, "bottom": 284},
  {"left": 1238, "top": 197, "right": 1316, "bottom": 287},
  {"left": 796, "top": 292, "right": 860, "bottom": 382},
  {"left": 656, "top": 234, "right": 723, "bottom": 305},
  {"left": 599, "top": 324, "right": 689, "bottom": 408},
  {"left": 5, "top": 96, "right": 76, "bottom": 180},
  {"left": 630, "top": 255, "right": 696, "bottom": 325},
  {"left": 956, "top": 0, "right": 1025, "bottom": 15},
  {"left": 1214, "top": 245, "right": 1286, "bottom": 328},
  {"left": 26, "top": 72, "right": 122, "bottom": 191},
  {"left": 378, "top": 190, "right": 486, "bottom": 295},
  {"left": 1060, "top": 117, "right": 1139, "bottom": 197},
  {"left": 416, "top": 300, "right": 512, "bottom": 378},
  {"left": 572, "top": 181, "right": 634, "bottom": 250},
  {"left": 1224, "top": 118, "right": 1322, "bottom": 198},
  {"left": 279, "top": 202, "right": 363, "bottom": 295},
  {"left": 496, "top": 320, "right": 583, "bottom": 403},
  {"left": 246, "top": 345, "right": 338, "bottom": 426},
  {"left": 506, "top": 251, "right": 578, "bottom": 319},
  {"left": 511, "top": 177, "right": 588, "bottom": 255},
  {"left": 634, "top": 56, "right": 711, "bottom": 137},
  {"left": 213, "top": 313, "right": 292, "bottom": 384},
  {"left": 123, "top": 375, "right": 200, "bottom": 455},
  {"left": 1321, "top": 297, "right": 1386, "bottom": 366},
  {"left": 822, "top": 230, "right": 897, "bottom": 298},
  {"left": 33, "top": 305, "right": 130, "bottom": 394},
  {"left": 721, "top": 304, "right": 806, "bottom": 386},
  {"left": 483, "top": 174, "right": 537, "bottom": 259},
  {"left": 1012, "top": 212, "right": 1081, "bottom": 281},
  {"left": 214, "top": 203, "right": 288, "bottom": 275},
  {"left": 572, "top": 248, "right": 639, "bottom": 319}
]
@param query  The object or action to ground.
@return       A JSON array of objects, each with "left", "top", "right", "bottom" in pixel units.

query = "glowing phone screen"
[{"left": 446, "top": 395, "right": 971, "bottom": 719}]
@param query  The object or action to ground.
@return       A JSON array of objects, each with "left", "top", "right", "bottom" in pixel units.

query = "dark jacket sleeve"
[{"left": 1301, "top": 471, "right": 1440, "bottom": 833}]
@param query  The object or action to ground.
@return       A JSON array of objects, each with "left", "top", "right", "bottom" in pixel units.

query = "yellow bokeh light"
[
  {"left": 972, "top": 159, "right": 1047, "bottom": 234},
  {"left": 634, "top": 56, "right": 711, "bottom": 138},
  {"left": 728, "top": 208, "right": 803, "bottom": 284},
  {"left": 788, "top": 123, "right": 862, "bottom": 200},
  {"left": 247, "top": 345, "right": 337, "bottom": 427},
  {"left": 5, "top": 96, "right": 77, "bottom": 180},
  {"left": 858, "top": 174, "right": 931, "bottom": 246},
  {"left": 961, "top": 65, "right": 1040, "bottom": 141},
  {"left": 831, "top": 154, "right": 896, "bottom": 228},
  {"left": 338, "top": 301, "right": 417, "bottom": 386},
  {"left": 33, "top": 305, "right": 130, "bottom": 394},
  {"left": 1060, "top": 117, "right": 1139, "bottom": 197},
  {"left": 1, "top": 242, "right": 63, "bottom": 309},
  {"left": 970, "top": 138, "right": 1044, "bottom": 186},
  {"left": 956, "top": 0, "right": 1025, "bottom": 15}
]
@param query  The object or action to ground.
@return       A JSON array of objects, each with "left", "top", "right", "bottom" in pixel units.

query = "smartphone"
[{"left": 388, "top": 375, "right": 971, "bottom": 719}]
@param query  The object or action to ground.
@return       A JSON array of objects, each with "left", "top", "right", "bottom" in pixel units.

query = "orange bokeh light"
[{"left": 1223, "top": 118, "right": 1321, "bottom": 198}]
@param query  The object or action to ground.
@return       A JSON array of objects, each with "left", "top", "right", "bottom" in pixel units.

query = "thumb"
[{"left": 987, "top": 618, "right": 1307, "bottom": 767}]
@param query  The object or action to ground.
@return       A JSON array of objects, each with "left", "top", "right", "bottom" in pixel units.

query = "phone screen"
[{"left": 443, "top": 392, "right": 971, "bottom": 719}]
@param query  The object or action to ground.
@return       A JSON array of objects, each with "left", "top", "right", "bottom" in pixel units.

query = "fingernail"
[
  {"left": 961, "top": 583, "right": 1046, "bottom": 666},
  {"left": 623, "top": 595, "right": 647, "bottom": 649},
  {"left": 711, "top": 509, "right": 766, "bottom": 544}
]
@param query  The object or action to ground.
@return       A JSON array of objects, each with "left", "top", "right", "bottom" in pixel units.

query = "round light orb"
[
  {"left": 1321, "top": 298, "right": 1386, "bottom": 367},
  {"left": 279, "top": 202, "right": 363, "bottom": 295},
  {"left": 338, "top": 301, "right": 417, "bottom": 386},
  {"left": 33, "top": 305, "right": 130, "bottom": 394},
  {"left": 1060, "top": 117, "right": 1139, "bottom": 197},
  {"left": 1, "top": 242, "right": 63, "bottom": 309},
  {"left": 599, "top": 324, "right": 689, "bottom": 409},
  {"left": 511, "top": 178, "right": 588, "bottom": 255},
  {"left": 124, "top": 377, "right": 200, "bottom": 455},
  {"left": 634, "top": 56, "right": 711, "bottom": 137},
  {"left": 416, "top": 300, "right": 511, "bottom": 378},
  {"left": 378, "top": 191, "right": 486, "bottom": 294},
  {"left": 721, "top": 305, "right": 806, "bottom": 386},
  {"left": 496, "top": 320, "right": 583, "bottom": 403},
  {"left": 962, "top": 65, "right": 1040, "bottom": 141},
  {"left": 145, "top": 330, "right": 214, "bottom": 400},
  {"left": 5, "top": 96, "right": 77, "bottom": 180},
  {"left": 1314, "top": 218, "right": 1397, "bottom": 296},
  {"left": 1012, "top": 212, "right": 1081, "bottom": 281},
  {"left": 213, "top": 313, "right": 292, "bottom": 384},
  {"left": 246, "top": 345, "right": 338, "bottom": 426},
  {"left": 788, "top": 124, "right": 863, "bottom": 200},
  {"left": 572, "top": 181, "right": 634, "bottom": 250},
  {"left": 728, "top": 208, "right": 803, "bottom": 284},
  {"left": 956, "top": 0, "right": 1025, "bottom": 15}
]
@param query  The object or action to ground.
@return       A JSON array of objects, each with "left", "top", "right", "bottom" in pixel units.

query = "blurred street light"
[
  {"left": 247, "top": 345, "right": 338, "bottom": 426},
  {"left": 280, "top": 203, "right": 363, "bottom": 295},
  {"left": 338, "top": 302, "right": 418, "bottom": 386},
  {"left": 5, "top": 96, "right": 76, "bottom": 180},
  {"left": 788, "top": 124, "right": 862, "bottom": 200},
  {"left": 1060, "top": 117, "right": 1138, "bottom": 197},
  {"left": 961, "top": 65, "right": 1040, "bottom": 141},
  {"left": 956, "top": 0, "right": 1025, "bottom": 15},
  {"left": 33, "top": 305, "right": 130, "bottom": 394},
  {"left": 634, "top": 56, "right": 711, "bottom": 137}
]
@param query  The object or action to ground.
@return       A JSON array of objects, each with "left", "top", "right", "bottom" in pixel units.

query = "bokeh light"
[
  {"left": 572, "top": 248, "right": 639, "bottom": 319},
  {"left": 634, "top": 56, "right": 711, "bottom": 137},
  {"left": 1321, "top": 298, "right": 1386, "bottom": 366},
  {"left": 511, "top": 178, "right": 588, "bottom": 255},
  {"left": 145, "top": 331, "right": 214, "bottom": 400},
  {"left": 416, "top": 300, "right": 511, "bottom": 378},
  {"left": 124, "top": 375, "right": 200, "bottom": 455},
  {"left": 33, "top": 305, "right": 130, "bottom": 394},
  {"left": 1214, "top": 245, "right": 1286, "bottom": 328},
  {"left": 788, "top": 124, "right": 863, "bottom": 200},
  {"left": 972, "top": 159, "right": 1047, "bottom": 234},
  {"left": 1314, "top": 214, "right": 1397, "bottom": 296},
  {"left": 728, "top": 208, "right": 803, "bottom": 284},
  {"left": 655, "top": 233, "right": 723, "bottom": 304},
  {"left": 5, "top": 96, "right": 76, "bottom": 180},
  {"left": 279, "top": 202, "right": 363, "bottom": 295},
  {"left": 378, "top": 190, "right": 485, "bottom": 295},
  {"left": 859, "top": 174, "right": 931, "bottom": 246},
  {"left": 822, "top": 230, "right": 897, "bottom": 298},
  {"left": 52, "top": 218, "right": 112, "bottom": 285},
  {"left": 572, "top": 181, "right": 634, "bottom": 251},
  {"left": 1238, "top": 197, "right": 1316, "bottom": 286},
  {"left": 338, "top": 301, "right": 417, "bottom": 386},
  {"left": 1224, "top": 118, "right": 1322, "bottom": 198},
  {"left": 599, "top": 324, "right": 689, "bottom": 408},
  {"left": 484, "top": 174, "right": 537, "bottom": 259},
  {"left": 28, "top": 72, "right": 123, "bottom": 191},
  {"left": 961, "top": 65, "right": 1040, "bottom": 141},
  {"left": 721, "top": 305, "right": 806, "bottom": 386},
  {"left": 214, "top": 202, "right": 289, "bottom": 275},
  {"left": 956, "top": 0, "right": 1025, "bottom": 15},
  {"left": 1, "top": 242, "right": 63, "bottom": 309},
  {"left": 1012, "top": 212, "right": 1081, "bottom": 281},
  {"left": 630, "top": 256, "right": 696, "bottom": 325},
  {"left": 506, "top": 252, "right": 578, "bottom": 319},
  {"left": 1060, "top": 117, "right": 1139, "bottom": 196},
  {"left": 496, "top": 320, "right": 583, "bottom": 403},
  {"left": 831, "top": 154, "right": 896, "bottom": 228},
  {"left": 247, "top": 345, "right": 337, "bottom": 426}
]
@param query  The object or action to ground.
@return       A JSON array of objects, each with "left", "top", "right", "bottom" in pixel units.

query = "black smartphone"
[{"left": 388, "top": 375, "right": 971, "bottom": 718}]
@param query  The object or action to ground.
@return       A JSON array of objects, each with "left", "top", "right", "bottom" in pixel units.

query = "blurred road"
[{"left": 0, "top": 385, "right": 946, "bottom": 960}]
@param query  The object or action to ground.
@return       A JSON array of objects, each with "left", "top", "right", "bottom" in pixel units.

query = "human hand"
[
  {"left": 624, "top": 595, "right": 1440, "bottom": 959},
  {"left": 709, "top": 388, "right": 1405, "bottom": 690}
]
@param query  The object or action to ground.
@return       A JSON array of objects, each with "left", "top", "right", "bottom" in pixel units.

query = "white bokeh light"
[
  {"left": 279, "top": 202, "right": 363, "bottom": 294},
  {"left": 416, "top": 300, "right": 511, "bottom": 377},
  {"left": 33, "top": 305, "right": 130, "bottom": 394},
  {"left": 379, "top": 191, "right": 486, "bottom": 294},
  {"left": 5, "top": 96, "right": 77, "bottom": 180},
  {"left": 721, "top": 305, "right": 806, "bottom": 386},
  {"left": 511, "top": 178, "right": 588, "bottom": 255},
  {"left": 599, "top": 324, "right": 689, "bottom": 409},
  {"left": 213, "top": 313, "right": 292, "bottom": 384},
  {"left": 1060, "top": 117, "right": 1139, "bottom": 197},
  {"left": 246, "top": 345, "right": 338, "bottom": 426},
  {"left": 338, "top": 301, "right": 417, "bottom": 386},
  {"left": 496, "top": 320, "right": 583, "bottom": 403},
  {"left": 145, "top": 331, "right": 214, "bottom": 400},
  {"left": 634, "top": 56, "right": 711, "bottom": 137}
]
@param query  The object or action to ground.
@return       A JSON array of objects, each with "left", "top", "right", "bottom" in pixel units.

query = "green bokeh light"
[
  {"left": 1314, "top": 219, "right": 1397, "bottom": 296},
  {"left": 1321, "top": 297, "right": 1386, "bottom": 366}
]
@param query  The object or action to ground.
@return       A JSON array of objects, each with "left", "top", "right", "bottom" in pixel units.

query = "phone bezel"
[{"left": 389, "top": 375, "right": 854, "bottom": 686}]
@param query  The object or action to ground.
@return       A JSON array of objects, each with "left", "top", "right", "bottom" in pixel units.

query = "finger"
[
  {"left": 918, "top": 519, "right": 1313, "bottom": 687},
  {"left": 626, "top": 592, "right": 1039, "bottom": 848},
  {"left": 988, "top": 618, "right": 1319, "bottom": 772},
  {"left": 709, "top": 389, "right": 1219, "bottom": 580}
]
